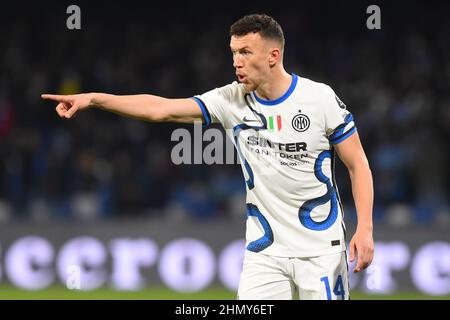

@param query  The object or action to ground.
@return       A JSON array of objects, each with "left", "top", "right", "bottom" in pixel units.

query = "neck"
[{"left": 255, "top": 67, "right": 292, "bottom": 101}]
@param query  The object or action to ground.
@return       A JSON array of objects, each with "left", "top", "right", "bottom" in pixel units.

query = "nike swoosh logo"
[{"left": 243, "top": 116, "right": 260, "bottom": 122}]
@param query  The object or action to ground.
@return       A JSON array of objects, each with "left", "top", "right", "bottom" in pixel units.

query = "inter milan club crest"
[
  {"left": 268, "top": 115, "right": 282, "bottom": 133},
  {"left": 292, "top": 113, "right": 310, "bottom": 132}
]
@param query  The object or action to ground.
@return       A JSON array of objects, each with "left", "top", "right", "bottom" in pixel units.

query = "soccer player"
[{"left": 42, "top": 14, "right": 374, "bottom": 300}]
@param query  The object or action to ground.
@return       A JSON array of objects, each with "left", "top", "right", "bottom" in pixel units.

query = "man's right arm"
[{"left": 41, "top": 92, "right": 206, "bottom": 124}]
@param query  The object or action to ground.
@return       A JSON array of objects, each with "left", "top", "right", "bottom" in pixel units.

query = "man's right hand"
[{"left": 41, "top": 93, "right": 94, "bottom": 119}]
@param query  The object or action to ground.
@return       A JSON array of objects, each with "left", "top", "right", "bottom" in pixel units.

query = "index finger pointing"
[{"left": 41, "top": 94, "right": 71, "bottom": 102}]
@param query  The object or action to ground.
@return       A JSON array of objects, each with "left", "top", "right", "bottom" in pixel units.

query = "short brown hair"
[{"left": 230, "top": 14, "right": 285, "bottom": 51}]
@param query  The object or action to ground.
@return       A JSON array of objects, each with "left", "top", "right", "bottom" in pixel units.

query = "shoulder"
[
  {"left": 297, "top": 76, "right": 342, "bottom": 111},
  {"left": 215, "top": 81, "right": 247, "bottom": 100},
  {"left": 199, "top": 81, "right": 245, "bottom": 103},
  {"left": 297, "top": 76, "right": 335, "bottom": 98}
]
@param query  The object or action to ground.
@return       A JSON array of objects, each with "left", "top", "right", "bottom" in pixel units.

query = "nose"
[{"left": 233, "top": 54, "right": 243, "bottom": 69}]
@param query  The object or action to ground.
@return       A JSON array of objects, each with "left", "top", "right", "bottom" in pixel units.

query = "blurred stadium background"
[{"left": 0, "top": 1, "right": 449, "bottom": 299}]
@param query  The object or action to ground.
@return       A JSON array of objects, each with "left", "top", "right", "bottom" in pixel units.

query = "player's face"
[{"left": 230, "top": 33, "right": 272, "bottom": 92}]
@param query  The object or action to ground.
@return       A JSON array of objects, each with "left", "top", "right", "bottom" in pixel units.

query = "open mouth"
[{"left": 237, "top": 74, "right": 246, "bottom": 82}]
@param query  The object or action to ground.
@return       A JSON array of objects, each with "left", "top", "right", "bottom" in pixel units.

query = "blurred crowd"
[{"left": 0, "top": 2, "right": 448, "bottom": 226}]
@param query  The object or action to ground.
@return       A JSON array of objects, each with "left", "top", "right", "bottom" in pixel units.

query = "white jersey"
[{"left": 193, "top": 74, "right": 356, "bottom": 257}]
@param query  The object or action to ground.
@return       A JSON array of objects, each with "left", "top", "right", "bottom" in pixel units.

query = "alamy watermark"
[
  {"left": 66, "top": 5, "right": 81, "bottom": 30},
  {"left": 171, "top": 122, "right": 239, "bottom": 165},
  {"left": 170, "top": 122, "right": 284, "bottom": 178},
  {"left": 66, "top": 264, "right": 81, "bottom": 290},
  {"left": 366, "top": 5, "right": 381, "bottom": 30},
  {"left": 64, "top": 5, "right": 380, "bottom": 32}
]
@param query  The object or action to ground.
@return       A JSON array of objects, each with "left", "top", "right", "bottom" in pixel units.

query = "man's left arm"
[{"left": 334, "top": 132, "right": 374, "bottom": 273}]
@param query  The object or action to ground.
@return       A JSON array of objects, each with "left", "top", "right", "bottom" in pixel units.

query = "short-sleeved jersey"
[{"left": 193, "top": 74, "right": 356, "bottom": 257}]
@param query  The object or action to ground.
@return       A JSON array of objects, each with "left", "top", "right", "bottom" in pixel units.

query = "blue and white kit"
[{"left": 193, "top": 74, "right": 355, "bottom": 299}]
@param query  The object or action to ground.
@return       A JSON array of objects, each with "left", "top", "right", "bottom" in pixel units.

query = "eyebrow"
[{"left": 230, "top": 46, "right": 251, "bottom": 52}]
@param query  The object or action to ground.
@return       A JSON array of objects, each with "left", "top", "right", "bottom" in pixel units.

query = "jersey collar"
[{"left": 252, "top": 73, "right": 298, "bottom": 106}]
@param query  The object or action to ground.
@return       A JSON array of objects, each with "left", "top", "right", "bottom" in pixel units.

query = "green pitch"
[{"left": 0, "top": 286, "right": 449, "bottom": 300}]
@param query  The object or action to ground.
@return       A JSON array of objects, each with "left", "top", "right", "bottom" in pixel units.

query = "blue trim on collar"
[{"left": 252, "top": 73, "right": 298, "bottom": 106}]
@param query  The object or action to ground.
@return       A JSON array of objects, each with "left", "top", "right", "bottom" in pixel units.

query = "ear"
[{"left": 268, "top": 47, "right": 282, "bottom": 67}]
